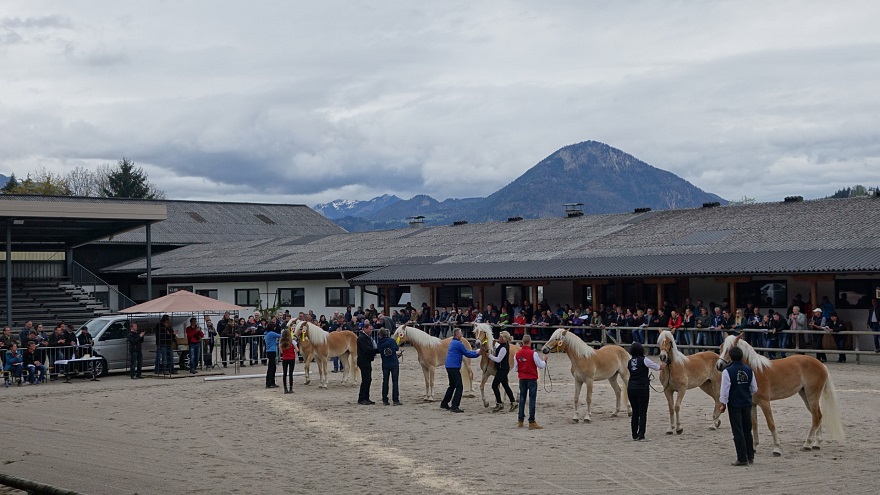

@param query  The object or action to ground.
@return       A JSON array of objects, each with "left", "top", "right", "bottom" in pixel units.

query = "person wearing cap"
[
  {"left": 719, "top": 346, "right": 758, "bottom": 466},
  {"left": 809, "top": 307, "right": 828, "bottom": 362},
  {"left": 356, "top": 321, "right": 380, "bottom": 405},
  {"left": 185, "top": 318, "right": 204, "bottom": 374}
]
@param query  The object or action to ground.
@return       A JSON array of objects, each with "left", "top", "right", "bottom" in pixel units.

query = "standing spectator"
[
  {"left": 430, "top": 310, "right": 442, "bottom": 337},
  {"left": 720, "top": 346, "right": 758, "bottom": 466},
  {"left": 827, "top": 312, "right": 847, "bottom": 363},
  {"left": 186, "top": 318, "right": 204, "bottom": 374},
  {"left": 440, "top": 328, "right": 481, "bottom": 413},
  {"left": 127, "top": 323, "right": 145, "bottom": 379},
  {"left": 710, "top": 307, "right": 725, "bottom": 347},
  {"left": 868, "top": 298, "right": 880, "bottom": 353},
  {"left": 819, "top": 296, "right": 835, "bottom": 320},
  {"left": 18, "top": 321, "right": 33, "bottom": 347},
  {"left": 680, "top": 308, "right": 695, "bottom": 354},
  {"left": 377, "top": 328, "right": 402, "bottom": 405},
  {"left": 203, "top": 316, "right": 216, "bottom": 369},
  {"left": 768, "top": 312, "right": 787, "bottom": 358},
  {"left": 514, "top": 334, "right": 546, "bottom": 429},
  {"left": 357, "top": 321, "right": 379, "bottom": 405},
  {"left": 218, "top": 312, "right": 233, "bottom": 368},
  {"left": 695, "top": 307, "right": 711, "bottom": 349},
  {"left": 263, "top": 323, "right": 281, "bottom": 389},
  {"left": 809, "top": 308, "right": 828, "bottom": 362},
  {"left": 64, "top": 325, "right": 79, "bottom": 357},
  {"left": 280, "top": 328, "right": 298, "bottom": 393},
  {"left": 487, "top": 331, "right": 516, "bottom": 413},
  {"left": 627, "top": 342, "right": 661, "bottom": 440},
  {"left": 22, "top": 341, "right": 46, "bottom": 385},
  {"left": 667, "top": 310, "right": 683, "bottom": 344},
  {"left": 788, "top": 306, "right": 808, "bottom": 351},
  {"left": 157, "top": 315, "right": 176, "bottom": 374},
  {"left": 0, "top": 326, "right": 19, "bottom": 349},
  {"left": 631, "top": 310, "right": 646, "bottom": 344}
]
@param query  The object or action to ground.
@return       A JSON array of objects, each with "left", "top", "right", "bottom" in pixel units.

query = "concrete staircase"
[{"left": 0, "top": 279, "right": 112, "bottom": 329}]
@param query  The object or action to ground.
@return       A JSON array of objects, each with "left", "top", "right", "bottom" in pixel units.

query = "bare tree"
[{"left": 65, "top": 166, "right": 97, "bottom": 196}]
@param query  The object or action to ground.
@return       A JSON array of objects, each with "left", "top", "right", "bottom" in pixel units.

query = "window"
[
  {"left": 379, "top": 286, "right": 410, "bottom": 307},
  {"left": 99, "top": 321, "right": 129, "bottom": 341},
  {"left": 326, "top": 287, "right": 354, "bottom": 307},
  {"left": 835, "top": 279, "right": 880, "bottom": 309},
  {"left": 436, "top": 286, "right": 473, "bottom": 308},
  {"left": 736, "top": 280, "right": 787, "bottom": 308},
  {"left": 277, "top": 288, "right": 305, "bottom": 307},
  {"left": 235, "top": 289, "right": 260, "bottom": 306},
  {"left": 196, "top": 289, "right": 218, "bottom": 299},
  {"left": 502, "top": 285, "right": 527, "bottom": 305}
]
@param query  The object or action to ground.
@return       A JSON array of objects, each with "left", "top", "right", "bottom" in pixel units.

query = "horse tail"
[{"left": 820, "top": 374, "right": 845, "bottom": 443}]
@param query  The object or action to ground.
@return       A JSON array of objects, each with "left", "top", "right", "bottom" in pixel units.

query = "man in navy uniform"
[{"left": 720, "top": 346, "right": 758, "bottom": 466}]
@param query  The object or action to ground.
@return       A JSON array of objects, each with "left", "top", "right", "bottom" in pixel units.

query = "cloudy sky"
[{"left": 2, "top": 1, "right": 879, "bottom": 206}]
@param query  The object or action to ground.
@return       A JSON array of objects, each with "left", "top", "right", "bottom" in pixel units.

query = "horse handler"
[
  {"left": 627, "top": 342, "right": 660, "bottom": 441},
  {"left": 357, "top": 321, "right": 380, "bottom": 405},
  {"left": 719, "top": 346, "right": 758, "bottom": 466},
  {"left": 516, "top": 334, "right": 547, "bottom": 429},
  {"left": 440, "top": 328, "right": 481, "bottom": 413}
]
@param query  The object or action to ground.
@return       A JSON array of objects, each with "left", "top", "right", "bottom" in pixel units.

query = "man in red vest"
[{"left": 514, "top": 334, "right": 547, "bottom": 429}]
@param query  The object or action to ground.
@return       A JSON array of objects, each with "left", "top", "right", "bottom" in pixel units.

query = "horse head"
[
  {"left": 541, "top": 327, "right": 568, "bottom": 354},
  {"left": 473, "top": 323, "right": 493, "bottom": 353},
  {"left": 392, "top": 325, "right": 408, "bottom": 345},
  {"left": 657, "top": 330, "right": 675, "bottom": 364},
  {"left": 715, "top": 332, "right": 744, "bottom": 371}
]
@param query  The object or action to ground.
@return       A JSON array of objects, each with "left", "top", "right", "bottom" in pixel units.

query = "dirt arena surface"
[{"left": 0, "top": 351, "right": 876, "bottom": 495}]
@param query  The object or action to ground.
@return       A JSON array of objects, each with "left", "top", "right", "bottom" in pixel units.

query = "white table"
[{"left": 54, "top": 357, "right": 103, "bottom": 382}]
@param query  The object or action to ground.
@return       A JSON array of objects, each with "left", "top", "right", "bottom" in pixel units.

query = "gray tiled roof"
[
  {"left": 103, "top": 196, "right": 880, "bottom": 280},
  {"left": 0, "top": 195, "right": 345, "bottom": 244}
]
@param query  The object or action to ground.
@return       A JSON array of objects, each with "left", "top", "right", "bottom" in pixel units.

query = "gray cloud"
[{"left": 1, "top": 1, "right": 879, "bottom": 206}]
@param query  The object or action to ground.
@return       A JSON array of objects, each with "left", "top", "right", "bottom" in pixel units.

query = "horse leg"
[
  {"left": 608, "top": 374, "right": 623, "bottom": 417},
  {"left": 620, "top": 368, "right": 631, "bottom": 417},
  {"left": 480, "top": 373, "right": 490, "bottom": 408},
  {"left": 584, "top": 378, "right": 594, "bottom": 423},
  {"left": 318, "top": 357, "right": 328, "bottom": 389},
  {"left": 674, "top": 388, "right": 685, "bottom": 434},
  {"left": 339, "top": 352, "right": 348, "bottom": 384},
  {"left": 423, "top": 366, "right": 433, "bottom": 401},
  {"left": 757, "top": 399, "right": 783, "bottom": 456},
  {"left": 664, "top": 390, "right": 676, "bottom": 434},
  {"left": 462, "top": 362, "right": 475, "bottom": 398},
  {"left": 799, "top": 389, "right": 823, "bottom": 450},
  {"left": 572, "top": 378, "right": 583, "bottom": 423},
  {"left": 699, "top": 381, "right": 723, "bottom": 430},
  {"left": 303, "top": 354, "right": 311, "bottom": 385}
]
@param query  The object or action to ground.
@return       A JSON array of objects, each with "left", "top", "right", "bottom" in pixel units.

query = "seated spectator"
[
  {"left": 0, "top": 326, "right": 19, "bottom": 350},
  {"left": 4, "top": 343, "right": 23, "bottom": 385},
  {"left": 22, "top": 341, "right": 46, "bottom": 384}
]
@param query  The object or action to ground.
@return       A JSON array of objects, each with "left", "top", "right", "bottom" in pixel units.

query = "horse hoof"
[
  {"left": 811, "top": 445, "right": 821, "bottom": 451},
  {"left": 773, "top": 449, "right": 782, "bottom": 457},
  {"left": 802, "top": 446, "right": 812, "bottom": 452},
  {"left": 675, "top": 428, "right": 683, "bottom": 435},
  {"left": 611, "top": 413, "right": 619, "bottom": 418},
  {"left": 483, "top": 402, "right": 490, "bottom": 408},
  {"left": 709, "top": 425, "right": 717, "bottom": 431},
  {"left": 572, "top": 418, "right": 579, "bottom": 424},
  {"left": 583, "top": 418, "right": 592, "bottom": 424},
  {"left": 666, "top": 430, "right": 673, "bottom": 435}
]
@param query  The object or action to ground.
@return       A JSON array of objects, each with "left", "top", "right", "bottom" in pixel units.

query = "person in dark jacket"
[
  {"left": 356, "top": 321, "right": 380, "bottom": 404},
  {"left": 720, "top": 346, "right": 758, "bottom": 466},
  {"left": 156, "top": 315, "right": 176, "bottom": 374},
  {"left": 22, "top": 341, "right": 46, "bottom": 384},
  {"left": 827, "top": 312, "right": 847, "bottom": 363},
  {"left": 127, "top": 322, "right": 145, "bottom": 379},
  {"left": 377, "top": 328, "right": 402, "bottom": 405},
  {"left": 486, "top": 330, "right": 516, "bottom": 413},
  {"left": 627, "top": 342, "right": 660, "bottom": 441}
]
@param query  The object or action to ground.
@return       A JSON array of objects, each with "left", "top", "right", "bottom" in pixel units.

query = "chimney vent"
[
  {"left": 563, "top": 203, "right": 584, "bottom": 218},
  {"left": 452, "top": 220, "right": 468, "bottom": 226},
  {"left": 702, "top": 202, "right": 721, "bottom": 208},
  {"left": 783, "top": 196, "right": 803, "bottom": 203},
  {"left": 408, "top": 215, "right": 425, "bottom": 228},
  {"left": 633, "top": 207, "right": 652, "bottom": 214},
  {"left": 507, "top": 216, "right": 523, "bottom": 222}
]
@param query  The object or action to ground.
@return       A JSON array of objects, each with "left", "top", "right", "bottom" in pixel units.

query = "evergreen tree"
[
  {"left": 1, "top": 173, "right": 19, "bottom": 193},
  {"left": 100, "top": 158, "right": 164, "bottom": 199}
]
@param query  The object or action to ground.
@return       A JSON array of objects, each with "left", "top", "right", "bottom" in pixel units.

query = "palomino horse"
[
  {"left": 657, "top": 330, "right": 723, "bottom": 434},
  {"left": 392, "top": 325, "right": 475, "bottom": 401},
  {"left": 472, "top": 323, "right": 520, "bottom": 408},
  {"left": 716, "top": 333, "right": 845, "bottom": 455},
  {"left": 541, "top": 328, "right": 631, "bottom": 423},
  {"left": 292, "top": 320, "right": 358, "bottom": 389}
]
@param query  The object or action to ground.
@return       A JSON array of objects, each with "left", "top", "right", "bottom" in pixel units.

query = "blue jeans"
[
  {"left": 778, "top": 333, "right": 789, "bottom": 357},
  {"left": 332, "top": 356, "right": 342, "bottom": 371},
  {"left": 158, "top": 345, "right": 173, "bottom": 372},
  {"left": 189, "top": 343, "right": 201, "bottom": 372},
  {"left": 26, "top": 364, "right": 46, "bottom": 383},
  {"left": 871, "top": 322, "right": 880, "bottom": 350},
  {"left": 518, "top": 379, "right": 538, "bottom": 423},
  {"left": 632, "top": 328, "right": 644, "bottom": 344},
  {"left": 765, "top": 335, "right": 778, "bottom": 359},
  {"left": 695, "top": 330, "right": 710, "bottom": 348}
]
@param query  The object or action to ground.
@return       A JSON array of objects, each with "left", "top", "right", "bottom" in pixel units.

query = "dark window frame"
[
  {"left": 277, "top": 288, "right": 306, "bottom": 307},
  {"left": 326, "top": 287, "right": 355, "bottom": 307},
  {"left": 195, "top": 289, "right": 218, "bottom": 299},
  {"left": 235, "top": 289, "right": 260, "bottom": 306}
]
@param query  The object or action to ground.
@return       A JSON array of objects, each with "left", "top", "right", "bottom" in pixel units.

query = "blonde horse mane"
[
  {"left": 722, "top": 333, "right": 771, "bottom": 372},
  {"left": 657, "top": 330, "right": 689, "bottom": 365},
  {"left": 473, "top": 323, "right": 495, "bottom": 355},
  {"left": 295, "top": 320, "right": 328, "bottom": 345},
  {"left": 400, "top": 325, "right": 442, "bottom": 348},
  {"left": 550, "top": 327, "right": 595, "bottom": 358}
]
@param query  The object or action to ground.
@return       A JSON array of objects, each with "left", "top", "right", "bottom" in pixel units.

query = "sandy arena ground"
[{"left": 0, "top": 350, "right": 876, "bottom": 495}]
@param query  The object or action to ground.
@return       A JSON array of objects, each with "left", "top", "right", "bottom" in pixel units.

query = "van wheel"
[{"left": 94, "top": 358, "right": 108, "bottom": 377}]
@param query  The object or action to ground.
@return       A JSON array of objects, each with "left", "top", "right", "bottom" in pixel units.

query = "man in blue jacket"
[
  {"left": 377, "top": 328, "right": 402, "bottom": 405},
  {"left": 440, "top": 328, "right": 481, "bottom": 413}
]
